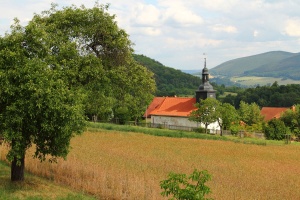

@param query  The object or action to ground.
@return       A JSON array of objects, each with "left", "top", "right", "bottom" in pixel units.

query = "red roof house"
[{"left": 260, "top": 107, "right": 293, "bottom": 121}]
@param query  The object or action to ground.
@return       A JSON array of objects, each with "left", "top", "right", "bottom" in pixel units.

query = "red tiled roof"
[
  {"left": 147, "top": 97, "right": 197, "bottom": 117},
  {"left": 260, "top": 107, "right": 290, "bottom": 121},
  {"left": 144, "top": 97, "right": 166, "bottom": 118}
]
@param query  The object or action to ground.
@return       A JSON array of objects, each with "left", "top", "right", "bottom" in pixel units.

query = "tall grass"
[
  {"left": 0, "top": 160, "right": 95, "bottom": 200},
  {"left": 2, "top": 128, "right": 300, "bottom": 199}
]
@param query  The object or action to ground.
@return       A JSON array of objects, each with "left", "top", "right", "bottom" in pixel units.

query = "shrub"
[
  {"left": 194, "top": 127, "right": 206, "bottom": 134},
  {"left": 263, "top": 119, "right": 287, "bottom": 140},
  {"left": 160, "top": 169, "right": 213, "bottom": 200}
]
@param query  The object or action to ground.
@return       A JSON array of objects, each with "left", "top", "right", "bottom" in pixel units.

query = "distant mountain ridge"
[{"left": 210, "top": 51, "right": 300, "bottom": 80}]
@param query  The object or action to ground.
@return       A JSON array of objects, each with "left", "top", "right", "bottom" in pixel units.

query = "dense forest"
[
  {"left": 221, "top": 82, "right": 300, "bottom": 108},
  {"left": 133, "top": 54, "right": 200, "bottom": 96}
]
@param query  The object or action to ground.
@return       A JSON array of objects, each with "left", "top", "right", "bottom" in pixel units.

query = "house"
[
  {"left": 145, "top": 58, "right": 220, "bottom": 131},
  {"left": 260, "top": 106, "right": 295, "bottom": 121}
]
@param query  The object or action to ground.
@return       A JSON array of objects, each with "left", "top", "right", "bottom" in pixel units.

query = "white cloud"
[
  {"left": 212, "top": 24, "right": 237, "bottom": 33},
  {"left": 132, "top": 3, "right": 161, "bottom": 26},
  {"left": 158, "top": 0, "right": 204, "bottom": 27},
  {"left": 1, "top": 0, "right": 300, "bottom": 70},
  {"left": 284, "top": 18, "right": 300, "bottom": 37}
]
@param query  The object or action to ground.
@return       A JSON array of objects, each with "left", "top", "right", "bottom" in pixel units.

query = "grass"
[
  {"left": 0, "top": 160, "right": 96, "bottom": 200},
  {"left": 230, "top": 76, "right": 300, "bottom": 86},
  {"left": 1, "top": 123, "right": 300, "bottom": 199},
  {"left": 87, "top": 122, "right": 293, "bottom": 146}
]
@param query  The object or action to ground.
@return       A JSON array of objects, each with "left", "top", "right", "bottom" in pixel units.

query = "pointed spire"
[{"left": 203, "top": 53, "right": 206, "bottom": 69}]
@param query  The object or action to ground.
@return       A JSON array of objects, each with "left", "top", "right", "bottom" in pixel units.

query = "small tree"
[
  {"left": 238, "top": 101, "right": 264, "bottom": 130},
  {"left": 263, "top": 118, "right": 287, "bottom": 140},
  {"left": 189, "top": 98, "right": 220, "bottom": 134},
  {"left": 160, "top": 169, "right": 213, "bottom": 200},
  {"left": 216, "top": 103, "right": 239, "bottom": 136},
  {"left": 280, "top": 105, "right": 300, "bottom": 138}
]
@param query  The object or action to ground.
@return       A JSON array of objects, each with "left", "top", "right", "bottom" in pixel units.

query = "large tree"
[
  {"left": 0, "top": 3, "right": 155, "bottom": 181},
  {"left": 30, "top": 3, "right": 155, "bottom": 120},
  {"left": 0, "top": 19, "right": 86, "bottom": 181}
]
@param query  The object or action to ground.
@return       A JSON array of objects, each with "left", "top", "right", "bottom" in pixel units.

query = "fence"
[{"left": 93, "top": 120, "right": 266, "bottom": 139}]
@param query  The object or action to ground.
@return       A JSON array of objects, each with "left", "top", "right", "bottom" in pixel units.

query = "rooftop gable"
[
  {"left": 260, "top": 107, "right": 290, "bottom": 121},
  {"left": 148, "top": 97, "right": 197, "bottom": 117},
  {"left": 144, "top": 97, "right": 166, "bottom": 118}
]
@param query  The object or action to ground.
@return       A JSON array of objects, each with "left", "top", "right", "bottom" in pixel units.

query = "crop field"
[
  {"left": 1, "top": 129, "right": 300, "bottom": 199},
  {"left": 230, "top": 76, "right": 300, "bottom": 86}
]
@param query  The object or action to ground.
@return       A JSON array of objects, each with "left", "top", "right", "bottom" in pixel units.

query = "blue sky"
[{"left": 1, "top": 0, "right": 300, "bottom": 70}]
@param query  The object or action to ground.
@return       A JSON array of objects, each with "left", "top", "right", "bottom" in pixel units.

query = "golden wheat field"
[{"left": 1, "top": 130, "right": 300, "bottom": 200}]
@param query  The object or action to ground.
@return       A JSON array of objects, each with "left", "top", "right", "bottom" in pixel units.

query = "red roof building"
[
  {"left": 147, "top": 97, "right": 197, "bottom": 117},
  {"left": 260, "top": 107, "right": 293, "bottom": 121},
  {"left": 144, "top": 57, "right": 220, "bottom": 131}
]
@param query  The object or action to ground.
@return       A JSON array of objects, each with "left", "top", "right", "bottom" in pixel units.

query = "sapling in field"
[{"left": 160, "top": 169, "right": 213, "bottom": 200}]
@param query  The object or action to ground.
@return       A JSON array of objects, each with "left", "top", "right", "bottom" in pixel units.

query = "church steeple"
[
  {"left": 202, "top": 57, "right": 209, "bottom": 83},
  {"left": 195, "top": 54, "right": 216, "bottom": 103}
]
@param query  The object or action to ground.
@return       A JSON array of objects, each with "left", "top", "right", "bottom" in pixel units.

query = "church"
[{"left": 144, "top": 58, "right": 221, "bottom": 132}]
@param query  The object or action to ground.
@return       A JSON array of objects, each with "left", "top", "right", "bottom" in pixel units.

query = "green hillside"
[
  {"left": 244, "top": 54, "right": 300, "bottom": 79},
  {"left": 210, "top": 51, "right": 299, "bottom": 78},
  {"left": 133, "top": 54, "right": 201, "bottom": 96}
]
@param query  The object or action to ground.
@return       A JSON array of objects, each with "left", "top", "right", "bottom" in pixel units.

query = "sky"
[{"left": 1, "top": 0, "right": 300, "bottom": 70}]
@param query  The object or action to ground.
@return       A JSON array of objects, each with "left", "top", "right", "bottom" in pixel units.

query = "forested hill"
[
  {"left": 210, "top": 51, "right": 300, "bottom": 80},
  {"left": 133, "top": 54, "right": 201, "bottom": 96}
]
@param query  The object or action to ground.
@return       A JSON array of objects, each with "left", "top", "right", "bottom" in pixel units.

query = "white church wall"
[{"left": 151, "top": 115, "right": 220, "bottom": 131}]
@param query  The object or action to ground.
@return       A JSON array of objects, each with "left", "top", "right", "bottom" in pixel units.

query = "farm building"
[
  {"left": 145, "top": 58, "right": 220, "bottom": 131},
  {"left": 260, "top": 106, "right": 295, "bottom": 121}
]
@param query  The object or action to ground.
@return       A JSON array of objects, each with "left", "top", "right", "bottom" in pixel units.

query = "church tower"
[{"left": 195, "top": 56, "right": 216, "bottom": 103}]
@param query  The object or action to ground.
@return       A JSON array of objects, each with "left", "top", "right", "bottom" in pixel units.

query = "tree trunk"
[{"left": 11, "top": 155, "right": 25, "bottom": 181}]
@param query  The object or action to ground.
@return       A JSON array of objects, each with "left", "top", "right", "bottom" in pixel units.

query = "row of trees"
[
  {"left": 189, "top": 98, "right": 264, "bottom": 135},
  {"left": 189, "top": 98, "right": 300, "bottom": 141},
  {"left": 221, "top": 82, "right": 300, "bottom": 108},
  {"left": 0, "top": 3, "right": 155, "bottom": 181}
]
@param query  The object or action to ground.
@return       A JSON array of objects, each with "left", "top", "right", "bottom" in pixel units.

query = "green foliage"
[
  {"left": 88, "top": 122, "right": 290, "bottom": 146},
  {"left": 31, "top": 3, "right": 156, "bottom": 121},
  {"left": 193, "top": 127, "right": 207, "bottom": 134},
  {"left": 230, "top": 125, "right": 240, "bottom": 136},
  {"left": 160, "top": 169, "right": 213, "bottom": 200},
  {"left": 263, "top": 119, "right": 287, "bottom": 140},
  {"left": 0, "top": 19, "right": 86, "bottom": 165},
  {"left": 238, "top": 101, "right": 264, "bottom": 129},
  {"left": 0, "top": 3, "right": 156, "bottom": 180},
  {"left": 280, "top": 105, "right": 300, "bottom": 137},
  {"left": 88, "top": 122, "right": 227, "bottom": 141},
  {"left": 189, "top": 98, "right": 220, "bottom": 134},
  {"left": 216, "top": 102, "right": 239, "bottom": 134},
  {"left": 231, "top": 84, "right": 300, "bottom": 108},
  {"left": 133, "top": 54, "right": 200, "bottom": 96}
]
